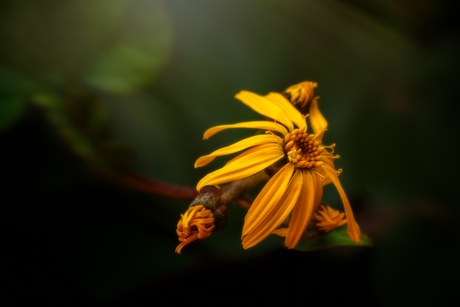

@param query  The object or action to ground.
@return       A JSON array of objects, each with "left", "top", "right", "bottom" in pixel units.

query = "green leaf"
[
  {"left": 84, "top": 43, "right": 168, "bottom": 94},
  {"left": 0, "top": 66, "right": 41, "bottom": 131},
  {"left": 274, "top": 225, "right": 372, "bottom": 251},
  {"left": 0, "top": 0, "right": 172, "bottom": 92},
  {"left": 33, "top": 93, "right": 102, "bottom": 166},
  {"left": 0, "top": 67, "right": 40, "bottom": 95},
  {"left": 33, "top": 92, "right": 133, "bottom": 173},
  {"left": 0, "top": 97, "right": 28, "bottom": 131},
  {"left": 83, "top": 0, "right": 173, "bottom": 93}
]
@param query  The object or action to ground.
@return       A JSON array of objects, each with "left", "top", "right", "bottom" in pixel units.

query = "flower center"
[{"left": 283, "top": 128, "right": 325, "bottom": 169}]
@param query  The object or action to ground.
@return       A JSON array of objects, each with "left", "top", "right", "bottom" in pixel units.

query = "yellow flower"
[
  {"left": 175, "top": 205, "right": 215, "bottom": 254},
  {"left": 314, "top": 204, "right": 348, "bottom": 233},
  {"left": 195, "top": 82, "right": 360, "bottom": 249}
]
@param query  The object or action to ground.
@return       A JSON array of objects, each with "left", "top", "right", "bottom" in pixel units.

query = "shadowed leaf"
[{"left": 292, "top": 225, "right": 372, "bottom": 251}]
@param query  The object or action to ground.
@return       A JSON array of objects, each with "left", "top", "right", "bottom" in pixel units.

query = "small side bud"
[
  {"left": 175, "top": 193, "right": 228, "bottom": 254},
  {"left": 314, "top": 204, "right": 347, "bottom": 233},
  {"left": 283, "top": 81, "right": 318, "bottom": 108}
]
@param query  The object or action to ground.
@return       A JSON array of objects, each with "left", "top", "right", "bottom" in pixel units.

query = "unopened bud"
[
  {"left": 175, "top": 193, "right": 228, "bottom": 254},
  {"left": 283, "top": 81, "right": 318, "bottom": 108}
]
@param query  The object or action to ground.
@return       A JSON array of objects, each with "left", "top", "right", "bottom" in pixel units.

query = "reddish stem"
[
  {"left": 119, "top": 172, "right": 199, "bottom": 200},
  {"left": 118, "top": 172, "right": 256, "bottom": 208}
]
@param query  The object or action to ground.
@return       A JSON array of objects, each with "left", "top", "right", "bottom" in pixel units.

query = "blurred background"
[{"left": 1, "top": 0, "right": 459, "bottom": 305}]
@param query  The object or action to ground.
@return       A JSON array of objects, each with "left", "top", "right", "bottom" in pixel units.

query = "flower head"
[{"left": 195, "top": 82, "right": 360, "bottom": 249}]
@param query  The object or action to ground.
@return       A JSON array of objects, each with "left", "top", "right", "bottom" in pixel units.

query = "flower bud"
[
  {"left": 314, "top": 204, "right": 347, "bottom": 233},
  {"left": 283, "top": 81, "right": 318, "bottom": 108},
  {"left": 175, "top": 193, "right": 228, "bottom": 254}
]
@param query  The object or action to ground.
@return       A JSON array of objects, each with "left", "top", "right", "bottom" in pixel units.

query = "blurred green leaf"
[
  {"left": 0, "top": 0, "right": 123, "bottom": 86},
  {"left": 33, "top": 93, "right": 104, "bottom": 168},
  {"left": 0, "top": 97, "right": 28, "bottom": 131},
  {"left": 84, "top": 0, "right": 173, "bottom": 93},
  {"left": 0, "top": 66, "right": 40, "bottom": 95},
  {"left": 0, "top": 0, "right": 172, "bottom": 92},
  {"left": 33, "top": 91, "right": 133, "bottom": 172},
  {"left": 0, "top": 66, "right": 41, "bottom": 130},
  {"left": 274, "top": 225, "right": 372, "bottom": 251}
]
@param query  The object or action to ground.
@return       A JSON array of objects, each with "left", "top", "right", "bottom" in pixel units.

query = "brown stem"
[
  {"left": 119, "top": 172, "right": 198, "bottom": 200},
  {"left": 220, "top": 171, "right": 269, "bottom": 206},
  {"left": 233, "top": 194, "right": 254, "bottom": 209},
  {"left": 117, "top": 171, "right": 265, "bottom": 209}
]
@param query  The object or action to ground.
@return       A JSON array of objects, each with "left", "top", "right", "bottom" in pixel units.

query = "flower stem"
[
  {"left": 117, "top": 171, "right": 268, "bottom": 209},
  {"left": 119, "top": 172, "right": 198, "bottom": 200},
  {"left": 220, "top": 171, "right": 269, "bottom": 206}
]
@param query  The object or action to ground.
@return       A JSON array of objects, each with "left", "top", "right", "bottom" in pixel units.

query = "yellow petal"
[
  {"left": 309, "top": 99, "right": 328, "bottom": 143},
  {"left": 242, "top": 170, "right": 303, "bottom": 249},
  {"left": 196, "top": 143, "right": 284, "bottom": 192},
  {"left": 264, "top": 92, "right": 306, "bottom": 130},
  {"left": 285, "top": 170, "right": 316, "bottom": 249},
  {"left": 224, "top": 142, "right": 282, "bottom": 167},
  {"left": 323, "top": 167, "right": 361, "bottom": 243},
  {"left": 242, "top": 163, "right": 294, "bottom": 236},
  {"left": 203, "top": 121, "right": 288, "bottom": 140},
  {"left": 235, "top": 91, "right": 294, "bottom": 131},
  {"left": 272, "top": 228, "right": 288, "bottom": 237},
  {"left": 195, "top": 134, "right": 282, "bottom": 168},
  {"left": 312, "top": 169, "right": 324, "bottom": 213}
]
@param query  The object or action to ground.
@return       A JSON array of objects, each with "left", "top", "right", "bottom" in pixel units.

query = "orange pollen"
[
  {"left": 283, "top": 129, "right": 325, "bottom": 169},
  {"left": 175, "top": 205, "right": 215, "bottom": 254}
]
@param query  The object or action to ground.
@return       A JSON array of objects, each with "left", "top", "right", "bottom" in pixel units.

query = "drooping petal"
[
  {"left": 242, "top": 163, "right": 294, "bottom": 236},
  {"left": 312, "top": 170, "right": 324, "bottom": 213},
  {"left": 196, "top": 143, "right": 284, "bottom": 192},
  {"left": 195, "top": 134, "right": 282, "bottom": 168},
  {"left": 235, "top": 91, "right": 294, "bottom": 131},
  {"left": 285, "top": 170, "right": 316, "bottom": 249},
  {"left": 203, "top": 121, "right": 288, "bottom": 140},
  {"left": 309, "top": 99, "right": 328, "bottom": 143},
  {"left": 264, "top": 92, "right": 306, "bottom": 130},
  {"left": 323, "top": 167, "right": 361, "bottom": 243},
  {"left": 242, "top": 170, "right": 303, "bottom": 249}
]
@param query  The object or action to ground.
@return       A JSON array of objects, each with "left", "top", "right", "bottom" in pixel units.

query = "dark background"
[{"left": 1, "top": 0, "right": 459, "bottom": 306}]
